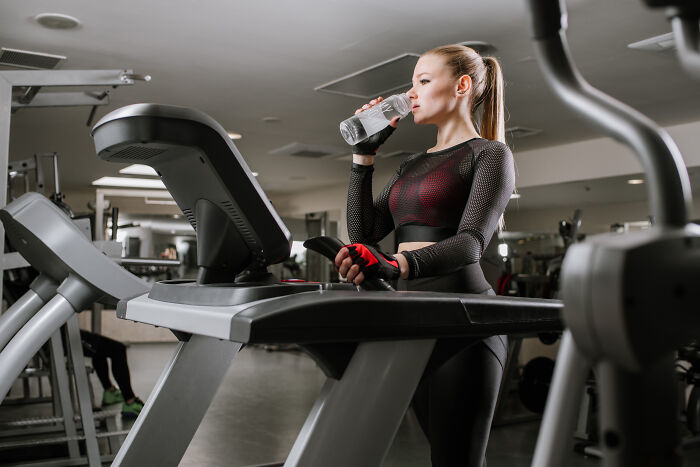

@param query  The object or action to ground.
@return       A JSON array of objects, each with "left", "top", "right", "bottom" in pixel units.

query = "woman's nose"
[{"left": 406, "top": 86, "right": 417, "bottom": 99}]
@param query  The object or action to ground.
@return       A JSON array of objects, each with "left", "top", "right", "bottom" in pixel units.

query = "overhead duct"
[
  {"left": 315, "top": 53, "right": 419, "bottom": 99},
  {"left": 0, "top": 47, "right": 65, "bottom": 69},
  {"left": 269, "top": 142, "right": 347, "bottom": 159}
]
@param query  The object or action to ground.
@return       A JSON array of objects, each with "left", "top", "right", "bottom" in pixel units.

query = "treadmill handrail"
[{"left": 525, "top": 0, "right": 691, "bottom": 228}]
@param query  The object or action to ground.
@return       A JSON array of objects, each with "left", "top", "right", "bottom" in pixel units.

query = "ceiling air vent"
[
  {"left": 0, "top": 47, "right": 65, "bottom": 69},
  {"left": 315, "top": 53, "right": 419, "bottom": 99},
  {"left": 506, "top": 127, "right": 542, "bottom": 138},
  {"left": 628, "top": 32, "right": 675, "bottom": 53},
  {"left": 269, "top": 142, "right": 347, "bottom": 159}
]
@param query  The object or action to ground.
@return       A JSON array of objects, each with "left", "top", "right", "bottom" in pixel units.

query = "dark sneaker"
[
  {"left": 102, "top": 389, "right": 124, "bottom": 405},
  {"left": 121, "top": 398, "right": 144, "bottom": 419}
]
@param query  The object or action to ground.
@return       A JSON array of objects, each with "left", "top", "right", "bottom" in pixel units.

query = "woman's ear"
[{"left": 457, "top": 75, "right": 472, "bottom": 96}]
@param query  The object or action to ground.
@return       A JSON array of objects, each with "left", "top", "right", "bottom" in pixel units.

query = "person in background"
[{"left": 80, "top": 330, "right": 144, "bottom": 418}]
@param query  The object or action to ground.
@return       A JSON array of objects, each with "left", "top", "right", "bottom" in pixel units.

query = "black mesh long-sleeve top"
[{"left": 347, "top": 137, "right": 515, "bottom": 279}]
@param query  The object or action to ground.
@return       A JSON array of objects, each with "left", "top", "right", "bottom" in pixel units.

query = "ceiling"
[{"left": 2, "top": 0, "right": 700, "bottom": 208}]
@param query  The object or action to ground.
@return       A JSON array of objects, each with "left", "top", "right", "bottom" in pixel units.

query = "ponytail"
[{"left": 477, "top": 56, "right": 505, "bottom": 144}]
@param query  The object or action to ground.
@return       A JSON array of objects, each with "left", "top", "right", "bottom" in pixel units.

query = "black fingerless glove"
[
  {"left": 351, "top": 123, "right": 397, "bottom": 155},
  {"left": 346, "top": 243, "right": 400, "bottom": 280}
]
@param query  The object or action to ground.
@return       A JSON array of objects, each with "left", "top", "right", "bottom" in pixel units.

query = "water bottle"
[{"left": 339, "top": 93, "right": 412, "bottom": 145}]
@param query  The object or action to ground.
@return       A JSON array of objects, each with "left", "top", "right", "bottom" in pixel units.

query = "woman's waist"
[
  {"left": 396, "top": 262, "right": 490, "bottom": 293},
  {"left": 395, "top": 224, "right": 455, "bottom": 244}
]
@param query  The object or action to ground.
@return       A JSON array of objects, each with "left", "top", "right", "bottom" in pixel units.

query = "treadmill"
[{"left": 91, "top": 104, "right": 562, "bottom": 467}]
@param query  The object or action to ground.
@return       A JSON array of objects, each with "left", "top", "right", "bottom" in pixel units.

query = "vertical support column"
[
  {"left": 93, "top": 189, "right": 106, "bottom": 334},
  {"left": 91, "top": 303, "right": 103, "bottom": 334},
  {"left": 531, "top": 330, "right": 591, "bottom": 467},
  {"left": 49, "top": 330, "right": 81, "bottom": 459},
  {"left": 95, "top": 189, "right": 105, "bottom": 241},
  {"left": 597, "top": 354, "right": 680, "bottom": 467},
  {"left": 0, "top": 77, "right": 12, "bottom": 304},
  {"left": 65, "top": 316, "right": 101, "bottom": 466},
  {"left": 285, "top": 339, "right": 435, "bottom": 467},
  {"left": 113, "top": 335, "right": 242, "bottom": 467}
]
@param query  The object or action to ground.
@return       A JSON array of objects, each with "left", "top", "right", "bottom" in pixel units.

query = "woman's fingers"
[
  {"left": 353, "top": 271, "right": 365, "bottom": 285},
  {"left": 334, "top": 247, "right": 348, "bottom": 269},
  {"left": 389, "top": 116, "right": 400, "bottom": 128},
  {"left": 338, "top": 256, "right": 355, "bottom": 278},
  {"left": 345, "top": 263, "right": 361, "bottom": 283},
  {"left": 334, "top": 247, "right": 365, "bottom": 285},
  {"left": 354, "top": 96, "right": 384, "bottom": 115}
]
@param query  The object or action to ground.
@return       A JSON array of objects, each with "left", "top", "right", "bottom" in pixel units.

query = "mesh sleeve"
[
  {"left": 401, "top": 141, "right": 515, "bottom": 278},
  {"left": 346, "top": 163, "right": 400, "bottom": 244}
]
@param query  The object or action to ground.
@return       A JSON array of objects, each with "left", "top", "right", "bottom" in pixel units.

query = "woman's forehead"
[{"left": 413, "top": 54, "right": 447, "bottom": 77}]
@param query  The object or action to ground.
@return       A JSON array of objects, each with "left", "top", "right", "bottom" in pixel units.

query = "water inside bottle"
[{"left": 357, "top": 109, "right": 388, "bottom": 137}]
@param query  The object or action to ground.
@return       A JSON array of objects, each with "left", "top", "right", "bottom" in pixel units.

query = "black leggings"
[
  {"left": 80, "top": 330, "right": 135, "bottom": 401},
  {"left": 398, "top": 269, "right": 507, "bottom": 467}
]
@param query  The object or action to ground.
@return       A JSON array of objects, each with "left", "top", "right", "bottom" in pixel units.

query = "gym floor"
[
  {"left": 4, "top": 342, "right": 700, "bottom": 466},
  {"left": 125, "top": 342, "right": 599, "bottom": 467}
]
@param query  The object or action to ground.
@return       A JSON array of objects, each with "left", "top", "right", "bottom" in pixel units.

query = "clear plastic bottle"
[{"left": 339, "top": 93, "right": 412, "bottom": 145}]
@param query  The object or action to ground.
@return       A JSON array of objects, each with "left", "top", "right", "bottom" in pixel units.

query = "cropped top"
[{"left": 347, "top": 137, "right": 515, "bottom": 279}]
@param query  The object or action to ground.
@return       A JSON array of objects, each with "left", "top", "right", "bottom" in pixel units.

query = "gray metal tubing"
[
  {"left": 671, "top": 15, "right": 700, "bottom": 80},
  {"left": 526, "top": 0, "right": 691, "bottom": 227},
  {"left": 285, "top": 339, "right": 436, "bottom": 467},
  {"left": 113, "top": 335, "right": 242, "bottom": 467},
  {"left": 0, "top": 294, "right": 75, "bottom": 402},
  {"left": 0, "top": 289, "right": 47, "bottom": 351},
  {"left": 597, "top": 354, "right": 680, "bottom": 467},
  {"left": 65, "top": 316, "right": 101, "bottom": 466},
  {"left": 49, "top": 330, "right": 81, "bottom": 459},
  {"left": 531, "top": 331, "right": 592, "bottom": 467}
]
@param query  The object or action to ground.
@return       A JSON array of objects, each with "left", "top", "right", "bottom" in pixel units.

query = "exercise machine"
[
  {"left": 525, "top": 1, "right": 700, "bottom": 466},
  {"left": 0, "top": 192, "right": 150, "bottom": 465},
  {"left": 91, "top": 103, "right": 563, "bottom": 467}
]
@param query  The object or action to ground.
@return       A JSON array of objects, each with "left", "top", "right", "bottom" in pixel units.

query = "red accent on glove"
[{"left": 345, "top": 243, "right": 400, "bottom": 280}]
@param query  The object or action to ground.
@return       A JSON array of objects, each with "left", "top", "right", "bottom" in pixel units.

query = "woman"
[{"left": 335, "top": 44, "right": 515, "bottom": 466}]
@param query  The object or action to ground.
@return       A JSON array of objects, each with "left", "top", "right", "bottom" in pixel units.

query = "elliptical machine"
[{"left": 525, "top": 1, "right": 700, "bottom": 466}]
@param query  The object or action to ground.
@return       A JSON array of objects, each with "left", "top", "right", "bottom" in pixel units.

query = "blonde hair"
[{"left": 423, "top": 45, "right": 505, "bottom": 143}]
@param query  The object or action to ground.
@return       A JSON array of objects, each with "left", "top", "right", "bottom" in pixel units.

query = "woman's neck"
[{"left": 429, "top": 116, "right": 481, "bottom": 153}]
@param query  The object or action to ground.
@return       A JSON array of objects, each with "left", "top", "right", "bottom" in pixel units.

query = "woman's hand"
[
  {"left": 335, "top": 246, "right": 366, "bottom": 285},
  {"left": 334, "top": 244, "right": 409, "bottom": 285},
  {"left": 351, "top": 97, "right": 401, "bottom": 157}
]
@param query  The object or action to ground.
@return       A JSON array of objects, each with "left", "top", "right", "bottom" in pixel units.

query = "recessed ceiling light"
[
  {"left": 119, "top": 164, "right": 158, "bottom": 176},
  {"left": 252, "top": 172, "right": 259, "bottom": 177},
  {"left": 627, "top": 179, "right": 645, "bottom": 185},
  {"left": 510, "top": 193, "right": 521, "bottom": 199},
  {"left": 34, "top": 13, "right": 81, "bottom": 30},
  {"left": 227, "top": 132, "right": 242, "bottom": 140},
  {"left": 92, "top": 177, "right": 166, "bottom": 189}
]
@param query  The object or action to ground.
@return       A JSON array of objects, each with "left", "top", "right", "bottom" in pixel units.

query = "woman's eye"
[{"left": 420, "top": 79, "right": 430, "bottom": 85}]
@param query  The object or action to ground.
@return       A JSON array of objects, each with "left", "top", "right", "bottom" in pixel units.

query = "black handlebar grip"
[
  {"left": 525, "top": 0, "right": 567, "bottom": 40},
  {"left": 303, "top": 236, "right": 395, "bottom": 291}
]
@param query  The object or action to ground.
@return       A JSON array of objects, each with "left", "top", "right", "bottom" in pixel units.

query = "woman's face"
[{"left": 407, "top": 54, "right": 461, "bottom": 126}]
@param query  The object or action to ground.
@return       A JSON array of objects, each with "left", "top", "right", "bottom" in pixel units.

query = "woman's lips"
[{"left": 412, "top": 105, "right": 419, "bottom": 112}]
